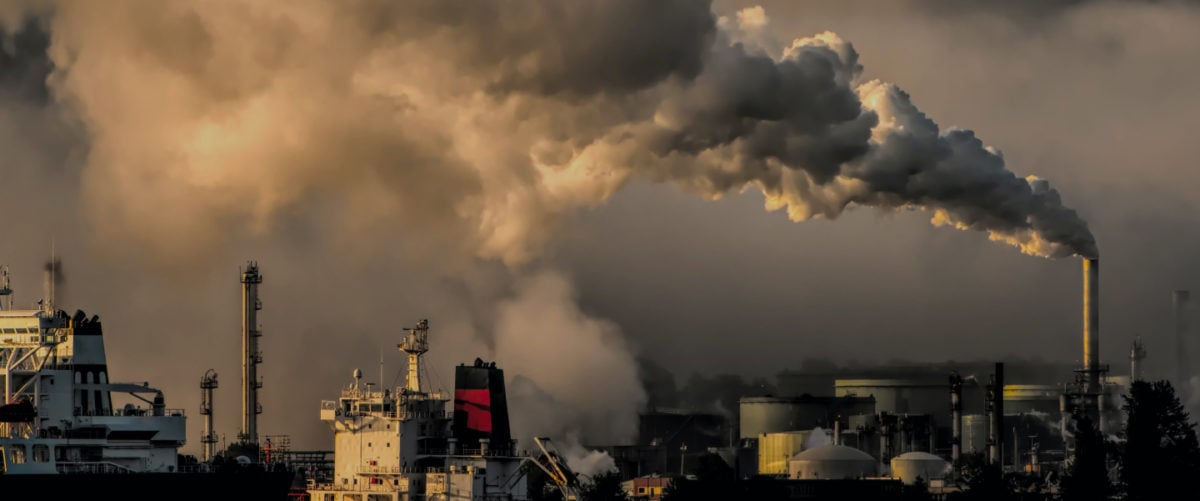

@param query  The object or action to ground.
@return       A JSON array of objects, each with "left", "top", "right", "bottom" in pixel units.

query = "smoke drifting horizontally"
[
  {"left": 9, "top": 0, "right": 1095, "bottom": 265},
  {"left": 0, "top": 0, "right": 1111, "bottom": 449}
]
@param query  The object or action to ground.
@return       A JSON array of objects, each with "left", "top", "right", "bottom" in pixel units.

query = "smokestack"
[
  {"left": 1175, "top": 290, "right": 1190, "bottom": 388},
  {"left": 1059, "top": 393, "right": 1069, "bottom": 451},
  {"left": 1083, "top": 258, "right": 1101, "bottom": 393},
  {"left": 987, "top": 363, "right": 1004, "bottom": 466},
  {"left": 1130, "top": 338, "right": 1146, "bottom": 382},
  {"left": 239, "top": 262, "right": 263, "bottom": 445},
  {"left": 42, "top": 260, "right": 55, "bottom": 314},
  {"left": 950, "top": 372, "right": 963, "bottom": 465}
]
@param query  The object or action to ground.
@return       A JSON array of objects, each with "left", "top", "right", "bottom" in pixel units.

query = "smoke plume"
[
  {"left": 4, "top": 0, "right": 1095, "bottom": 265},
  {"left": 0, "top": 0, "right": 1113, "bottom": 449},
  {"left": 494, "top": 271, "right": 644, "bottom": 444}
]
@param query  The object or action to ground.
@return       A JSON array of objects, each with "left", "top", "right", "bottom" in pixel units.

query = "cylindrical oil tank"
[
  {"left": 1003, "top": 385, "right": 1061, "bottom": 415},
  {"left": 834, "top": 378, "right": 950, "bottom": 424},
  {"left": 961, "top": 414, "right": 988, "bottom": 454},
  {"left": 788, "top": 445, "right": 879, "bottom": 480},
  {"left": 890, "top": 452, "right": 950, "bottom": 485},
  {"left": 758, "top": 431, "right": 812, "bottom": 476},
  {"left": 740, "top": 397, "right": 836, "bottom": 439}
]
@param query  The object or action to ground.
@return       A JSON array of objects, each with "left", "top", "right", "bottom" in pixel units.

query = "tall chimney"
[
  {"left": 987, "top": 363, "right": 1004, "bottom": 466},
  {"left": 1175, "top": 290, "right": 1190, "bottom": 388},
  {"left": 1083, "top": 259, "right": 1100, "bottom": 393},
  {"left": 239, "top": 262, "right": 263, "bottom": 445},
  {"left": 950, "top": 372, "right": 963, "bottom": 465}
]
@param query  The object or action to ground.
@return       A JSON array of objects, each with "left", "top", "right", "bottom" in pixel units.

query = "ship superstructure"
[
  {"left": 309, "top": 319, "right": 534, "bottom": 501},
  {"left": 0, "top": 284, "right": 185, "bottom": 474}
]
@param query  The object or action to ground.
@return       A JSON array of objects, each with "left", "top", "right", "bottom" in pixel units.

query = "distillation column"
[
  {"left": 201, "top": 370, "right": 218, "bottom": 461},
  {"left": 240, "top": 263, "right": 263, "bottom": 444}
]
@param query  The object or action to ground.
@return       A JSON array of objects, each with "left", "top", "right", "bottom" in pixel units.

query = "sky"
[{"left": 0, "top": 1, "right": 1198, "bottom": 453}]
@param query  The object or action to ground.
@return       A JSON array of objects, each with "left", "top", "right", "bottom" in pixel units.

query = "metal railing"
[
  {"left": 56, "top": 461, "right": 137, "bottom": 474},
  {"left": 73, "top": 408, "right": 185, "bottom": 417}
]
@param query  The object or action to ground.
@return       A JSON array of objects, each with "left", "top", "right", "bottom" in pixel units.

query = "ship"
[
  {"left": 307, "top": 319, "right": 581, "bottom": 501},
  {"left": 0, "top": 265, "right": 294, "bottom": 500}
]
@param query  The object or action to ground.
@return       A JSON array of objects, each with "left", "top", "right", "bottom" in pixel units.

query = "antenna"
[{"left": 0, "top": 265, "right": 12, "bottom": 311}]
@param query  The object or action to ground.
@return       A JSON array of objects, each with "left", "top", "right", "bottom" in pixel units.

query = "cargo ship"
[
  {"left": 0, "top": 265, "right": 294, "bottom": 500},
  {"left": 307, "top": 319, "right": 580, "bottom": 501}
]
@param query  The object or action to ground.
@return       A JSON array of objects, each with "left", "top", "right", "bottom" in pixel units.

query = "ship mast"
[{"left": 399, "top": 319, "right": 429, "bottom": 393}]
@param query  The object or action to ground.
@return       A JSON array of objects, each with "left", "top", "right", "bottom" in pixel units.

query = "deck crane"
[{"left": 498, "top": 437, "right": 582, "bottom": 501}]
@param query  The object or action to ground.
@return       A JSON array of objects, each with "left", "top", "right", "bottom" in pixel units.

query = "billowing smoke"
[
  {"left": 0, "top": 0, "right": 1102, "bottom": 448},
  {"left": 494, "top": 271, "right": 644, "bottom": 444},
  {"left": 6, "top": 0, "right": 1095, "bottom": 266}
]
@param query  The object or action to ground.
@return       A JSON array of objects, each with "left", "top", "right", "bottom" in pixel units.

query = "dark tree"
[
  {"left": 580, "top": 471, "right": 629, "bottom": 501},
  {"left": 947, "top": 453, "right": 1014, "bottom": 501},
  {"left": 661, "top": 453, "right": 737, "bottom": 501},
  {"left": 1059, "top": 411, "right": 1110, "bottom": 501},
  {"left": 1121, "top": 380, "right": 1200, "bottom": 501}
]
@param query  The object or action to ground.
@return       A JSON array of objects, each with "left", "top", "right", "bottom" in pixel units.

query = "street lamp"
[{"left": 679, "top": 443, "right": 688, "bottom": 476}]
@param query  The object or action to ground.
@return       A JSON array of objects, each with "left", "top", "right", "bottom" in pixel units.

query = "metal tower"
[
  {"left": 399, "top": 319, "right": 429, "bottom": 393},
  {"left": 0, "top": 265, "right": 12, "bottom": 311},
  {"left": 239, "top": 262, "right": 263, "bottom": 444},
  {"left": 200, "top": 370, "right": 219, "bottom": 461},
  {"left": 1130, "top": 337, "right": 1147, "bottom": 383}
]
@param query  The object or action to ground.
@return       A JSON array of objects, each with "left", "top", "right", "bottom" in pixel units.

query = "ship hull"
[{"left": 0, "top": 469, "right": 298, "bottom": 500}]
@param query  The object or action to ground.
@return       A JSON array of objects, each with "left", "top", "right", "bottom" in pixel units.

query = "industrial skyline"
[{"left": 0, "top": 0, "right": 1198, "bottom": 461}]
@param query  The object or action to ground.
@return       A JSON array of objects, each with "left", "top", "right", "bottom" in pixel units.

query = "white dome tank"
[
  {"left": 787, "top": 444, "right": 879, "bottom": 480},
  {"left": 890, "top": 451, "right": 950, "bottom": 485}
]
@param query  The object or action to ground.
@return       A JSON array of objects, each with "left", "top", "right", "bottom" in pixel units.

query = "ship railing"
[
  {"left": 177, "top": 463, "right": 214, "bottom": 473},
  {"left": 57, "top": 461, "right": 136, "bottom": 474},
  {"left": 73, "top": 408, "right": 186, "bottom": 417},
  {"left": 309, "top": 482, "right": 400, "bottom": 493},
  {"left": 358, "top": 464, "right": 404, "bottom": 475}
]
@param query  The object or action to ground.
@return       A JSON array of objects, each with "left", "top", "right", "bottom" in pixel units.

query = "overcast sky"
[{"left": 1, "top": 1, "right": 1197, "bottom": 451}]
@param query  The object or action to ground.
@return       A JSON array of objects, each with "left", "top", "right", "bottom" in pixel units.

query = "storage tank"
[
  {"left": 758, "top": 430, "right": 821, "bottom": 475},
  {"left": 890, "top": 452, "right": 950, "bottom": 485},
  {"left": 787, "top": 445, "right": 879, "bottom": 480},
  {"left": 961, "top": 414, "right": 988, "bottom": 454}
]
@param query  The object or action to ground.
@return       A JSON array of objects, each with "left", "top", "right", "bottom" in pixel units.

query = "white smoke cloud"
[{"left": 493, "top": 270, "right": 645, "bottom": 444}]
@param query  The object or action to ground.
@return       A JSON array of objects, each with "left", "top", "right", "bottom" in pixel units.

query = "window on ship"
[
  {"left": 32, "top": 444, "right": 49, "bottom": 463},
  {"left": 8, "top": 445, "right": 25, "bottom": 464}
]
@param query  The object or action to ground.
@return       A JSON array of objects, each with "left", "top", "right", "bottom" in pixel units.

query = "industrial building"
[{"left": 579, "top": 257, "right": 1193, "bottom": 499}]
